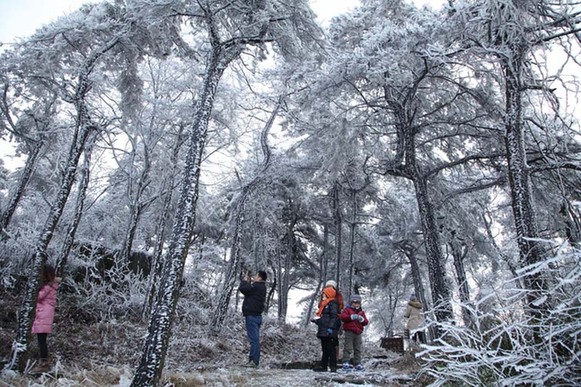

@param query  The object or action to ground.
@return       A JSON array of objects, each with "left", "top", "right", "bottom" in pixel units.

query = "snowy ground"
[
  {"left": 171, "top": 365, "right": 416, "bottom": 387},
  {"left": 24, "top": 366, "right": 413, "bottom": 387},
  {"left": 1, "top": 349, "right": 420, "bottom": 387},
  {"left": 1, "top": 291, "right": 424, "bottom": 387}
]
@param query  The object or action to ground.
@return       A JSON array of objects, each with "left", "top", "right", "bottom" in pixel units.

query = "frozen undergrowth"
[{"left": 0, "top": 294, "right": 420, "bottom": 386}]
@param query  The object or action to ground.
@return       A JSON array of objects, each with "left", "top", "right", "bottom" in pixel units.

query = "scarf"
[{"left": 316, "top": 286, "right": 336, "bottom": 317}]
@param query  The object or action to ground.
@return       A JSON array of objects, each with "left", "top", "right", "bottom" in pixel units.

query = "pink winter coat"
[{"left": 32, "top": 282, "right": 59, "bottom": 334}]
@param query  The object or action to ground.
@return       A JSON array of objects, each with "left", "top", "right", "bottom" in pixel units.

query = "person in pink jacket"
[{"left": 31, "top": 264, "right": 60, "bottom": 373}]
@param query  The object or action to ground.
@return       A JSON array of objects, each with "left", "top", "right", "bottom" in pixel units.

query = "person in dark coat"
[
  {"left": 311, "top": 286, "right": 340, "bottom": 372},
  {"left": 238, "top": 270, "right": 267, "bottom": 367},
  {"left": 324, "top": 280, "right": 344, "bottom": 360}
]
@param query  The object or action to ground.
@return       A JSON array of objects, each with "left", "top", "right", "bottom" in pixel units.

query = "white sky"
[
  {"left": 0, "top": 0, "right": 444, "bottom": 46},
  {"left": 0, "top": 0, "right": 360, "bottom": 47},
  {"left": 0, "top": 0, "right": 89, "bottom": 45}
]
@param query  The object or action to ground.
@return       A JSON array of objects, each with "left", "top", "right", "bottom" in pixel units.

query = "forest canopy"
[{"left": 0, "top": 0, "right": 579, "bottom": 385}]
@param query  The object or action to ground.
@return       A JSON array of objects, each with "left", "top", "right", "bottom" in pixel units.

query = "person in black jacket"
[
  {"left": 239, "top": 270, "right": 267, "bottom": 367},
  {"left": 311, "top": 286, "right": 340, "bottom": 372}
]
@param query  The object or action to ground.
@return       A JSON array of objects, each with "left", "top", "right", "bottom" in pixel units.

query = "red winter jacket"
[
  {"left": 32, "top": 282, "right": 59, "bottom": 334},
  {"left": 339, "top": 305, "right": 368, "bottom": 335}
]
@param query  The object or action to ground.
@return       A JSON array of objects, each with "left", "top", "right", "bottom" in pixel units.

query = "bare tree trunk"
[
  {"left": 503, "top": 52, "right": 548, "bottom": 307},
  {"left": 143, "top": 128, "right": 183, "bottom": 320},
  {"left": 305, "top": 225, "right": 329, "bottom": 325},
  {"left": 322, "top": 224, "right": 329, "bottom": 283},
  {"left": 210, "top": 192, "right": 246, "bottom": 333},
  {"left": 398, "top": 241, "right": 426, "bottom": 304},
  {"left": 119, "top": 146, "right": 152, "bottom": 269},
  {"left": 265, "top": 262, "right": 276, "bottom": 313},
  {"left": 347, "top": 191, "right": 357, "bottom": 296},
  {"left": 412, "top": 173, "right": 453, "bottom": 324},
  {"left": 447, "top": 235, "right": 473, "bottom": 327},
  {"left": 131, "top": 0, "right": 287, "bottom": 368},
  {"left": 6, "top": 36, "right": 118, "bottom": 371},
  {"left": 560, "top": 200, "right": 581, "bottom": 249},
  {"left": 278, "top": 211, "right": 294, "bottom": 322},
  {"left": 209, "top": 96, "right": 281, "bottom": 332},
  {"left": 132, "top": 46, "right": 232, "bottom": 385},
  {"left": 0, "top": 142, "right": 42, "bottom": 238},
  {"left": 380, "top": 292, "right": 400, "bottom": 337},
  {"left": 333, "top": 183, "right": 343, "bottom": 288},
  {"left": 55, "top": 133, "right": 97, "bottom": 277},
  {"left": 482, "top": 209, "right": 521, "bottom": 286},
  {"left": 399, "top": 240, "right": 434, "bottom": 342},
  {"left": 276, "top": 247, "right": 285, "bottom": 321},
  {"left": 380, "top": 71, "right": 454, "bottom": 329},
  {"left": 0, "top": 83, "right": 54, "bottom": 239}
]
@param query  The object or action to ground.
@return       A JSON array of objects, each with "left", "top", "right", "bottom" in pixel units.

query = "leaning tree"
[{"left": 130, "top": 0, "right": 323, "bottom": 384}]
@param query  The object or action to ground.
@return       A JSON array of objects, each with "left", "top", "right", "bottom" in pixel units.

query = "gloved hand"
[
  {"left": 311, "top": 318, "right": 319, "bottom": 324},
  {"left": 351, "top": 314, "right": 359, "bottom": 320},
  {"left": 326, "top": 328, "right": 333, "bottom": 335},
  {"left": 358, "top": 315, "right": 364, "bottom": 323}
]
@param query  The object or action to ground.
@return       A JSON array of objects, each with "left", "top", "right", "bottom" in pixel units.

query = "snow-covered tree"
[{"left": 130, "top": 0, "right": 322, "bottom": 384}]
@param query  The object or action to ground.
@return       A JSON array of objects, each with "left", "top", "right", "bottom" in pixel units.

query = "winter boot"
[{"left": 31, "top": 359, "right": 50, "bottom": 374}]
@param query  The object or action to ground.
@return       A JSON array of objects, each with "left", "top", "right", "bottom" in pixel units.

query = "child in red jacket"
[{"left": 339, "top": 294, "right": 368, "bottom": 370}]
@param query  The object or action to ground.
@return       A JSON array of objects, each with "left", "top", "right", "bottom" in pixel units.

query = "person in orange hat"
[
  {"left": 311, "top": 286, "right": 340, "bottom": 372},
  {"left": 324, "top": 279, "right": 344, "bottom": 359}
]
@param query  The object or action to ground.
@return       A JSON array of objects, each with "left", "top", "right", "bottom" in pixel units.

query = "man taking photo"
[{"left": 238, "top": 270, "right": 267, "bottom": 368}]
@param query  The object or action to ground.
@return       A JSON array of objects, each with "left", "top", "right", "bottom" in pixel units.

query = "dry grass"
[{"left": 0, "top": 286, "right": 423, "bottom": 386}]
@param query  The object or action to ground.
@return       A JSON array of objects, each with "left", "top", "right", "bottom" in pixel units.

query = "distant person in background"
[
  {"left": 311, "top": 286, "right": 340, "bottom": 372},
  {"left": 339, "top": 294, "right": 368, "bottom": 370},
  {"left": 239, "top": 270, "right": 267, "bottom": 368},
  {"left": 31, "top": 263, "right": 60, "bottom": 373},
  {"left": 404, "top": 293, "right": 425, "bottom": 344}
]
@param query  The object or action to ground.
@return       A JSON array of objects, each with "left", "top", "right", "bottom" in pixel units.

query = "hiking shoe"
[
  {"left": 30, "top": 360, "right": 51, "bottom": 374},
  {"left": 354, "top": 364, "right": 364, "bottom": 371},
  {"left": 243, "top": 361, "right": 258, "bottom": 368},
  {"left": 330, "top": 368, "right": 337, "bottom": 373},
  {"left": 342, "top": 362, "right": 351, "bottom": 370}
]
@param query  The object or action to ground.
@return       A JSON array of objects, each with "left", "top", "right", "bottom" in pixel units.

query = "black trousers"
[
  {"left": 319, "top": 337, "right": 337, "bottom": 369},
  {"left": 413, "top": 331, "right": 426, "bottom": 344},
  {"left": 37, "top": 333, "right": 48, "bottom": 359}
]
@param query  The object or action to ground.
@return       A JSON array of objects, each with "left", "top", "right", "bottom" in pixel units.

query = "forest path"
[{"left": 166, "top": 356, "right": 416, "bottom": 387}]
